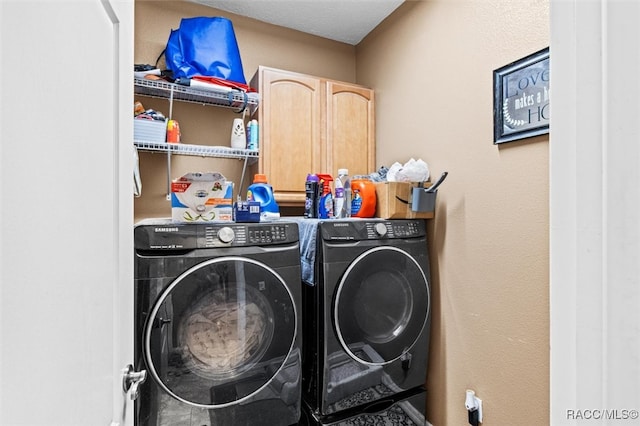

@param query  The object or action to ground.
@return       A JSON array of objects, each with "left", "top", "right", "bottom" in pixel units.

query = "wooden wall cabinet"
[{"left": 251, "top": 66, "right": 375, "bottom": 206}]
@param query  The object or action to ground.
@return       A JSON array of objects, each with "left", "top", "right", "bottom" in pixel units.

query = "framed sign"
[{"left": 493, "top": 47, "right": 549, "bottom": 144}]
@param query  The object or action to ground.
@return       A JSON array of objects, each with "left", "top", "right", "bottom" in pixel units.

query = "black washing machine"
[
  {"left": 134, "top": 219, "right": 302, "bottom": 426},
  {"left": 301, "top": 219, "right": 431, "bottom": 425}
]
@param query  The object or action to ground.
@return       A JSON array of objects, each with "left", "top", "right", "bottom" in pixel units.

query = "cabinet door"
[
  {"left": 258, "top": 67, "right": 323, "bottom": 206},
  {"left": 326, "top": 81, "right": 376, "bottom": 178}
]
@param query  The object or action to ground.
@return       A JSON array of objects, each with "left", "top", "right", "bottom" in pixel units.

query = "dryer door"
[
  {"left": 334, "top": 246, "right": 430, "bottom": 365},
  {"left": 143, "top": 256, "right": 297, "bottom": 408}
]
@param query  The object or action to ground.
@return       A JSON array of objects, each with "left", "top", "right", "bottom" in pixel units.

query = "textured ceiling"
[{"left": 187, "top": 0, "right": 405, "bottom": 45}]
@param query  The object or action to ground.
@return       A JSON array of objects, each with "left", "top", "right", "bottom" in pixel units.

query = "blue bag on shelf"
[{"left": 165, "top": 16, "right": 247, "bottom": 84}]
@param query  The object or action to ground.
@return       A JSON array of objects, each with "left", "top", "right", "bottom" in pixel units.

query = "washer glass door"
[
  {"left": 334, "top": 246, "right": 430, "bottom": 364},
  {"left": 144, "top": 257, "right": 296, "bottom": 408}
]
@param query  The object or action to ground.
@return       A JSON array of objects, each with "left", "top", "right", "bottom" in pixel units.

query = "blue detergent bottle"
[{"left": 247, "top": 174, "right": 280, "bottom": 221}]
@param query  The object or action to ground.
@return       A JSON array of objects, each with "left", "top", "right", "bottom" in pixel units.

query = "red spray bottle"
[{"left": 316, "top": 174, "right": 334, "bottom": 219}]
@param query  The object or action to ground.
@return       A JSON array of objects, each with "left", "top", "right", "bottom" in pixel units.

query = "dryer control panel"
[{"left": 320, "top": 219, "right": 426, "bottom": 241}]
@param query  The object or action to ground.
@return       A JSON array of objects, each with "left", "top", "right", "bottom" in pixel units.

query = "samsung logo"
[
  {"left": 332, "top": 223, "right": 350, "bottom": 227},
  {"left": 154, "top": 227, "right": 179, "bottom": 233}
]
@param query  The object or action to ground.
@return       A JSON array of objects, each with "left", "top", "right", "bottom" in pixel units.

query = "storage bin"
[
  {"left": 134, "top": 119, "right": 166, "bottom": 142},
  {"left": 374, "top": 181, "right": 435, "bottom": 219}
]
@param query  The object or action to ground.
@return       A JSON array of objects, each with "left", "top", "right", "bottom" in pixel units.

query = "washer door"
[
  {"left": 334, "top": 246, "right": 430, "bottom": 365},
  {"left": 143, "top": 256, "right": 297, "bottom": 408}
]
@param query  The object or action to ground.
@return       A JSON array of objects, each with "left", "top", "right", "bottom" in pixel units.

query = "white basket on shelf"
[{"left": 134, "top": 119, "right": 166, "bottom": 142}]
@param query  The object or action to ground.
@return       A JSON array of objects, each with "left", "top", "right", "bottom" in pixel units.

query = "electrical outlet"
[{"left": 465, "top": 389, "right": 483, "bottom": 425}]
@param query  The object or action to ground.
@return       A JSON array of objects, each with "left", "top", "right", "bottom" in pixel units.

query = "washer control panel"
[
  {"left": 201, "top": 223, "right": 295, "bottom": 247},
  {"left": 321, "top": 219, "right": 426, "bottom": 241},
  {"left": 134, "top": 220, "right": 298, "bottom": 251}
]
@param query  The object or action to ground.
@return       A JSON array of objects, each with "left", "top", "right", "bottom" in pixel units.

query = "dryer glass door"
[
  {"left": 143, "top": 257, "right": 297, "bottom": 408},
  {"left": 334, "top": 246, "right": 430, "bottom": 365}
]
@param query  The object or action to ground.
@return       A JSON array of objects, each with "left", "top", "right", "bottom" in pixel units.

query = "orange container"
[
  {"left": 166, "top": 119, "right": 181, "bottom": 143},
  {"left": 350, "top": 178, "right": 377, "bottom": 218}
]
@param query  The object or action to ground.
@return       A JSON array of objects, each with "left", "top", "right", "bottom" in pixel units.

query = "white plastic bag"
[{"left": 387, "top": 158, "right": 430, "bottom": 182}]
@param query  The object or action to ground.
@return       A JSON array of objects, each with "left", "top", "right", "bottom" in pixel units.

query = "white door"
[
  {"left": 550, "top": 1, "right": 640, "bottom": 423},
  {"left": 0, "top": 1, "right": 134, "bottom": 425}
]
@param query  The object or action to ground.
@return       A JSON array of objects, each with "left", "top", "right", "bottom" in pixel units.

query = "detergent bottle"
[
  {"left": 247, "top": 174, "right": 280, "bottom": 221},
  {"left": 316, "top": 174, "right": 334, "bottom": 219},
  {"left": 334, "top": 168, "right": 350, "bottom": 218},
  {"left": 350, "top": 177, "right": 377, "bottom": 218}
]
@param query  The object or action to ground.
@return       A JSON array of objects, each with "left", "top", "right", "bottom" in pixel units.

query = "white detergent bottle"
[{"left": 335, "top": 168, "right": 350, "bottom": 218}]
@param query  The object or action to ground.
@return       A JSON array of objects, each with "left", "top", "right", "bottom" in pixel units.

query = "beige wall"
[
  {"left": 357, "top": 1, "right": 549, "bottom": 425},
  {"left": 134, "top": 0, "right": 356, "bottom": 220},
  {"left": 135, "top": 1, "right": 550, "bottom": 424}
]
